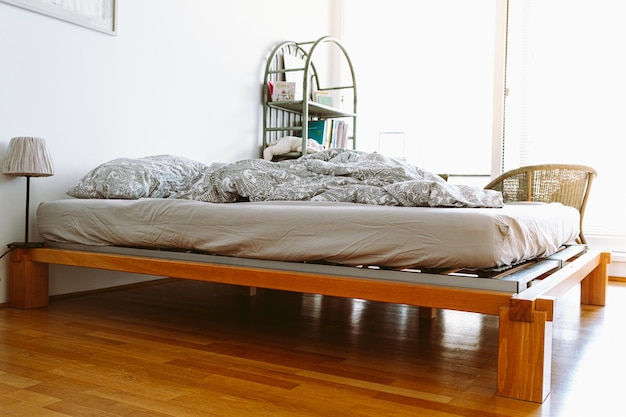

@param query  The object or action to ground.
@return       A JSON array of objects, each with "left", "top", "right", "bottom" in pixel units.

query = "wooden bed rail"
[
  {"left": 509, "top": 250, "right": 609, "bottom": 322},
  {"left": 7, "top": 247, "right": 610, "bottom": 403},
  {"left": 8, "top": 247, "right": 513, "bottom": 314}
]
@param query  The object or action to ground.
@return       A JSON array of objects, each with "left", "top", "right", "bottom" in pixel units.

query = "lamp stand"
[{"left": 7, "top": 176, "right": 45, "bottom": 249}]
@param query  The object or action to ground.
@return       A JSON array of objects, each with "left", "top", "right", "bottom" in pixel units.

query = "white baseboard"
[
  {"left": 585, "top": 235, "right": 626, "bottom": 278},
  {"left": 606, "top": 253, "right": 626, "bottom": 278}
]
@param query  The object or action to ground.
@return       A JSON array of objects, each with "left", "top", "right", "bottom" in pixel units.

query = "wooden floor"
[{"left": 0, "top": 279, "right": 624, "bottom": 417}]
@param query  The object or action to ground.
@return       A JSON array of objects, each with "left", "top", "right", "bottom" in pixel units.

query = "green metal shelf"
[{"left": 262, "top": 36, "right": 357, "bottom": 159}]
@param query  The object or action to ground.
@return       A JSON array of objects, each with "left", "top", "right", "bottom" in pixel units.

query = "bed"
[{"left": 7, "top": 150, "right": 609, "bottom": 403}]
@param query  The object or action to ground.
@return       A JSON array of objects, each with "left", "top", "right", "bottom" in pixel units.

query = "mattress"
[{"left": 36, "top": 198, "right": 580, "bottom": 269}]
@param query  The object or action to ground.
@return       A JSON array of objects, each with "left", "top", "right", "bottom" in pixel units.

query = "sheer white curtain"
[
  {"left": 342, "top": 0, "right": 498, "bottom": 182},
  {"left": 504, "top": 0, "right": 626, "bottom": 240}
]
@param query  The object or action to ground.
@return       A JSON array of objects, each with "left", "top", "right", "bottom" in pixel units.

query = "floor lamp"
[{"left": 2, "top": 137, "right": 54, "bottom": 248}]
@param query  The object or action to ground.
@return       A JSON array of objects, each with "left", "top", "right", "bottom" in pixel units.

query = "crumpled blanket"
[{"left": 176, "top": 149, "right": 503, "bottom": 208}]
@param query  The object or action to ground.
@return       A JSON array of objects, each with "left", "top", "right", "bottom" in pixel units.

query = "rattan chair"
[{"left": 484, "top": 164, "right": 597, "bottom": 244}]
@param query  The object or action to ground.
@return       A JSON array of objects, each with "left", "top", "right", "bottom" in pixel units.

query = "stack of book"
[{"left": 307, "top": 119, "right": 349, "bottom": 149}]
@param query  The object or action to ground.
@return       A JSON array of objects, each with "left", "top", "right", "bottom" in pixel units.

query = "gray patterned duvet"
[{"left": 65, "top": 149, "right": 503, "bottom": 208}]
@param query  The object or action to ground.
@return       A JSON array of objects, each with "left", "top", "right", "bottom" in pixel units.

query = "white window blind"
[{"left": 504, "top": 0, "right": 626, "bottom": 238}]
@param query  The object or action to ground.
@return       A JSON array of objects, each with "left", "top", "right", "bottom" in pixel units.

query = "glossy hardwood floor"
[{"left": 0, "top": 278, "right": 624, "bottom": 417}]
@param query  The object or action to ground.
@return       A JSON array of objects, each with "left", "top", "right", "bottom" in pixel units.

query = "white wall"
[{"left": 0, "top": 0, "right": 339, "bottom": 303}]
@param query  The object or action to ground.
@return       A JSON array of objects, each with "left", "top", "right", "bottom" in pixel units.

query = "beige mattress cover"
[{"left": 36, "top": 198, "right": 580, "bottom": 269}]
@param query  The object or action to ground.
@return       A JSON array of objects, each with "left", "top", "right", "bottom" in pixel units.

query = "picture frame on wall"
[{"left": 0, "top": 0, "right": 117, "bottom": 35}]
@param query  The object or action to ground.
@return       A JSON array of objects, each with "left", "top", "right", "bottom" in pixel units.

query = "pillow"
[{"left": 67, "top": 155, "right": 210, "bottom": 199}]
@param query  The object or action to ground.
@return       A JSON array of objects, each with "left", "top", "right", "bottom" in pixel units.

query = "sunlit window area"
[
  {"left": 343, "top": 0, "right": 497, "bottom": 185},
  {"left": 505, "top": 0, "right": 626, "bottom": 241},
  {"left": 344, "top": 0, "right": 626, "bottom": 247}
]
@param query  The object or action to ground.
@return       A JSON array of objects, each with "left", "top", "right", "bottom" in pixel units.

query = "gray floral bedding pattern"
[
  {"left": 67, "top": 150, "right": 503, "bottom": 208},
  {"left": 67, "top": 155, "right": 210, "bottom": 199},
  {"left": 176, "top": 149, "right": 503, "bottom": 208}
]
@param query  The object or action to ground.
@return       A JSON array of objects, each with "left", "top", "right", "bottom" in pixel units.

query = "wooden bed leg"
[
  {"left": 497, "top": 306, "right": 552, "bottom": 403},
  {"left": 241, "top": 286, "right": 257, "bottom": 297},
  {"left": 580, "top": 252, "right": 610, "bottom": 306},
  {"left": 419, "top": 306, "right": 436, "bottom": 319},
  {"left": 8, "top": 248, "right": 50, "bottom": 309}
]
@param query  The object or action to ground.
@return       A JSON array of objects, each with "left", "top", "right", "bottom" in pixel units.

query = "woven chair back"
[{"left": 484, "top": 164, "right": 596, "bottom": 243}]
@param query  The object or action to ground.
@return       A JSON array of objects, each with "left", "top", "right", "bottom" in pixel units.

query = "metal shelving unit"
[{"left": 262, "top": 36, "right": 357, "bottom": 159}]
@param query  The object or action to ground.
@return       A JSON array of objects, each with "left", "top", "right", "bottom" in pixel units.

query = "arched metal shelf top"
[{"left": 262, "top": 36, "right": 357, "bottom": 157}]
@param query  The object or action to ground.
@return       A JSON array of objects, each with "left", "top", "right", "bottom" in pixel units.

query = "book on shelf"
[
  {"left": 269, "top": 81, "right": 296, "bottom": 102},
  {"left": 307, "top": 119, "right": 329, "bottom": 145},
  {"left": 312, "top": 91, "right": 334, "bottom": 107},
  {"left": 306, "top": 119, "right": 349, "bottom": 149},
  {"left": 329, "top": 120, "right": 348, "bottom": 149}
]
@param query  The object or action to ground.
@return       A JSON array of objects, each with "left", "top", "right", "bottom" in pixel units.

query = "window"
[
  {"left": 343, "top": 0, "right": 624, "bottom": 243},
  {"left": 344, "top": 0, "right": 626, "bottom": 244},
  {"left": 504, "top": 0, "right": 626, "bottom": 239},
  {"left": 343, "top": 0, "right": 498, "bottom": 184}
]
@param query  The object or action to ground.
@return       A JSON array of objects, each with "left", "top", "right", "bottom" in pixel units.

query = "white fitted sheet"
[{"left": 36, "top": 199, "right": 580, "bottom": 269}]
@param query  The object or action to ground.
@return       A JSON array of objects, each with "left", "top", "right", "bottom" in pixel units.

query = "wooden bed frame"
[{"left": 7, "top": 245, "right": 609, "bottom": 403}]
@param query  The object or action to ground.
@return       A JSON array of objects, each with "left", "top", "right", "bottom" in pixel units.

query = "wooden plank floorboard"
[{"left": 1, "top": 279, "right": 624, "bottom": 416}]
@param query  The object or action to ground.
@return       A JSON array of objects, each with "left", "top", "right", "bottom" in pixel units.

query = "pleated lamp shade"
[{"left": 2, "top": 137, "right": 54, "bottom": 177}]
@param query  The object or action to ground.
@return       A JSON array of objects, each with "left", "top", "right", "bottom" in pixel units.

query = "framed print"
[{"left": 0, "top": 0, "right": 117, "bottom": 35}]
